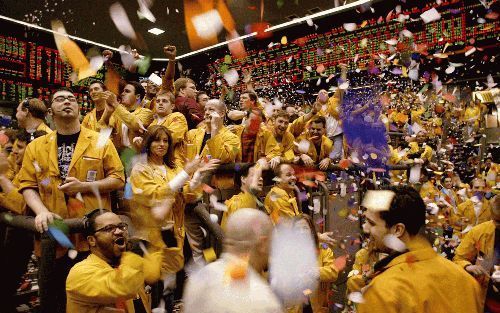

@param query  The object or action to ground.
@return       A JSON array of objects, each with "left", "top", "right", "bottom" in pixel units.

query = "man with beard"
[
  {"left": 267, "top": 110, "right": 296, "bottom": 169},
  {"left": 66, "top": 209, "right": 162, "bottom": 313},
  {"left": 183, "top": 208, "right": 282, "bottom": 313},
  {"left": 264, "top": 164, "right": 299, "bottom": 224},
  {"left": 294, "top": 116, "right": 334, "bottom": 171},
  {"left": 357, "top": 186, "right": 481, "bottom": 313},
  {"left": 17, "top": 87, "right": 125, "bottom": 313}
]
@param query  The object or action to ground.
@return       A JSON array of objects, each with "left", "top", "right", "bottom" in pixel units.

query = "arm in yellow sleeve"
[
  {"left": 261, "top": 130, "right": 280, "bottom": 161},
  {"left": 318, "top": 248, "right": 339, "bottom": 282},
  {"left": 205, "top": 128, "right": 240, "bottom": 163},
  {"left": 130, "top": 164, "right": 174, "bottom": 207},
  {"left": 143, "top": 250, "right": 163, "bottom": 285},
  {"left": 453, "top": 229, "right": 478, "bottom": 269},
  {"left": 166, "top": 113, "right": 188, "bottom": 145},
  {"left": 114, "top": 105, "right": 154, "bottom": 133},
  {"left": 357, "top": 281, "right": 399, "bottom": 313},
  {"left": 287, "top": 115, "right": 308, "bottom": 138},
  {"left": 66, "top": 252, "right": 144, "bottom": 304},
  {"left": 0, "top": 181, "right": 25, "bottom": 215}
]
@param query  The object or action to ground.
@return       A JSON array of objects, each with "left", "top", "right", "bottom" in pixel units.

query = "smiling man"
[
  {"left": 66, "top": 209, "right": 162, "bottom": 313},
  {"left": 264, "top": 163, "right": 299, "bottom": 224},
  {"left": 17, "top": 87, "right": 125, "bottom": 313},
  {"left": 358, "top": 186, "right": 482, "bottom": 313}
]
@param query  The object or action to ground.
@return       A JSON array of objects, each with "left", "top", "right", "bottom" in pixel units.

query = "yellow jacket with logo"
[
  {"left": 66, "top": 252, "right": 162, "bottom": 313},
  {"left": 453, "top": 220, "right": 495, "bottom": 309},
  {"left": 357, "top": 237, "right": 482, "bottom": 313},
  {"left": 82, "top": 108, "right": 105, "bottom": 132},
  {"left": 221, "top": 190, "right": 258, "bottom": 230},
  {"left": 408, "top": 142, "right": 433, "bottom": 162},
  {"left": 295, "top": 135, "right": 334, "bottom": 163},
  {"left": 264, "top": 186, "right": 299, "bottom": 224},
  {"left": 129, "top": 162, "right": 186, "bottom": 274},
  {"left": 17, "top": 127, "right": 125, "bottom": 251},
  {"left": 107, "top": 105, "right": 154, "bottom": 150},
  {"left": 229, "top": 124, "right": 280, "bottom": 162}
]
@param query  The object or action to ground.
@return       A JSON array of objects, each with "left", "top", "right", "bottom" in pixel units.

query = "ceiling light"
[{"left": 148, "top": 27, "right": 165, "bottom": 35}]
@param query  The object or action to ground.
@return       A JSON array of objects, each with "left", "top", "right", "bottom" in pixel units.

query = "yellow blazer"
[
  {"left": 66, "top": 252, "right": 162, "bottom": 313},
  {"left": 264, "top": 186, "right": 299, "bottom": 224},
  {"left": 229, "top": 125, "right": 280, "bottom": 162},
  {"left": 453, "top": 220, "right": 495, "bottom": 309},
  {"left": 221, "top": 190, "right": 258, "bottom": 230},
  {"left": 106, "top": 105, "right": 154, "bottom": 150},
  {"left": 358, "top": 237, "right": 482, "bottom": 313},
  {"left": 295, "top": 135, "right": 334, "bottom": 163},
  {"left": 17, "top": 127, "right": 125, "bottom": 252}
]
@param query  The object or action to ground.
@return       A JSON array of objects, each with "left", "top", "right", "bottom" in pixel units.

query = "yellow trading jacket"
[
  {"left": 36, "top": 122, "right": 52, "bottom": 134},
  {"left": 149, "top": 112, "right": 188, "bottom": 167},
  {"left": 221, "top": 190, "right": 258, "bottom": 230},
  {"left": 358, "top": 237, "right": 482, "bottom": 313},
  {"left": 454, "top": 220, "right": 496, "bottom": 309},
  {"left": 408, "top": 142, "right": 433, "bottom": 162},
  {"left": 264, "top": 186, "right": 300, "bottom": 224},
  {"left": 0, "top": 174, "right": 25, "bottom": 215},
  {"left": 105, "top": 105, "right": 154, "bottom": 151},
  {"left": 229, "top": 124, "right": 280, "bottom": 162},
  {"left": 286, "top": 246, "right": 339, "bottom": 313},
  {"left": 82, "top": 108, "right": 104, "bottom": 132},
  {"left": 452, "top": 198, "right": 492, "bottom": 232},
  {"left": 294, "top": 135, "right": 334, "bottom": 163},
  {"left": 17, "top": 127, "right": 125, "bottom": 252},
  {"left": 129, "top": 162, "right": 188, "bottom": 274},
  {"left": 66, "top": 252, "right": 162, "bottom": 313}
]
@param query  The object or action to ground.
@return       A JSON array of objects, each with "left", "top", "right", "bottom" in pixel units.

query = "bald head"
[{"left": 224, "top": 209, "right": 273, "bottom": 254}]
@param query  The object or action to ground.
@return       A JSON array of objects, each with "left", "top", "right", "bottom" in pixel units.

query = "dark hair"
[
  {"left": 311, "top": 116, "right": 326, "bottom": 128},
  {"left": 294, "top": 214, "right": 319, "bottom": 247},
  {"left": 196, "top": 91, "right": 208, "bottom": 102},
  {"left": 379, "top": 186, "right": 426, "bottom": 236},
  {"left": 235, "top": 164, "right": 252, "bottom": 187},
  {"left": 49, "top": 87, "right": 74, "bottom": 104},
  {"left": 241, "top": 91, "right": 258, "bottom": 104},
  {"left": 89, "top": 81, "right": 107, "bottom": 91},
  {"left": 143, "top": 125, "right": 175, "bottom": 169},
  {"left": 21, "top": 98, "right": 48, "bottom": 120},
  {"left": 125, "top": 81, "right": 145, "bottom": 101},
  {"left": 84, "top": 208, "right": 111, "bottom": 236},
  {"left": 273, "top": 163, "right": 292, "bottom": 178}
]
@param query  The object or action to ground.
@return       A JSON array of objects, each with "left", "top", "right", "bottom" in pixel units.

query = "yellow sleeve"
[
  {"left": 204, "top": 128, "right": 240, "bottom": 163},
  {"left": 66, "top": 252, "right": 144, "bottom": 304},
  {"left": 0, "top": 187, "right": 25, "bottom": 214},
  {"left": 17, "top": 142, "right": 39, "bottom": 193},
  {"left": 264, "top": 190, "right": 296, "bottom": 223},
  {"left": 130, "top": 164, "right": 172, "bottom": 207},
  {"left": 114, "top": 105, "right": 154, "bottom": 131},
  {"left": 453, "top": 229, "right": 478, "bottom": 269},
  {"left": 357, "top": 281, "right": 399, "bottom": 313},
  {"left": 165, "top": 113, "right": 188, "bottom": 145},
  {"left": 102, "top": 139, "right": 125, "bottom": 182},
  {"left": 162, "top": 246, "right": 184, "bottom": 274},
  {"left": 143, "top": 250, "right": 162, "bottom": 285},
  {"left": 319, "top": 248, "right": 338, "bottom": 282},
  {"left": 421, "top": 146, "right": 433, "bottom": 161},
  {"left": 287, "top": 115, "right": 307, "bottom": 138},
  {"left": 261, "top": 130, "right": 281, "bottom": 160}
]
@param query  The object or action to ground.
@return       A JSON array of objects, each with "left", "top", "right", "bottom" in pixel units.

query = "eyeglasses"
[
  {"left": 52, "top": 95, "right": 77, "bottom": 103},
  {"left": 94, "top": 222, "right": 128, "bottom": 233}
]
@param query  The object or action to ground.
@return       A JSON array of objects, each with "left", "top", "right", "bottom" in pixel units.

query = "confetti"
[
  {"left": 383, "top": 234, "right": 407, "bottom": 252},
  {"left": 97, "top": 128, "right": 113, "bottom": 149},
  {"left": 343, "top": 23, "right": 357, "bottom": 32},
  {"left": 109, "top": 2, "right": 137, "bottom": 40},
  {"left": 348, "top": 292, "right": 365, "bottom": 303},
  {"left": 361, "top": 190, "right": 395, "bottom": 212},
  {"left": 192, "top": 9, "right": 224, "bottom": 39},
  {"left": 420, "top": 8, "right": 441, "bottom": 24},
  {"left": 297, "top": 139, "right": 310, "bottom": 154},
  {"left": 68, "top": 249, "right": 78, "bottom": 259},
  {"left": 210, "top": 194, "right": 228, "bottom": 212},
  {"left": 223, "top": 68, "right": 239, "bottom": 86}
]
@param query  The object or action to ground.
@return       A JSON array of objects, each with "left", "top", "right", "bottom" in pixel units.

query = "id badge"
[{"left": 86, "top": 170, "right": 97, "bottom": 182}]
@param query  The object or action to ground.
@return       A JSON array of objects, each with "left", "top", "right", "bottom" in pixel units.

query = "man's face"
[
  {"left": 120, "top": 84, "right": 139, "bottom": 108},
  {"left": 89, "top": 83, "right": 105, "bottom": 102},
  {"left": 155, "top": 94, "right": 174, "bottom": 116},
  {"left": 90, "top": 212, "right": 128, "bottom": 261},
  {"left": 146, "top": 81, "right": 159, "bottom": 96},
  {"left": 472, "top": 180, "right": 485, "bottom": 197},
  {"left": 51, "top": 90, "right": 79, "bottom": 120},
  {"left": 363, "top": 209, "right": 391, "bottom": 253},
  {"left": 274, "top": 116, "right": 289, "bottom": 136},
  {"left": 182, "top": 82, "right": 197, "bottom": 99},
  {"left": 317, "top": 89, "right": 328, "bottom": 104},
  {"left": 11, "top": 140, "right": 27, "bottom": 165},
  {"left": 204, "top": 102, "right": 223, "bottom": 123},
  {"left": 241, "top": 168, "right": 264, "bottom": 193},
  {"left": 443, "top": 177, "right": 453, "bottom": 189},
  {"left": 239, "top": 93, "right": 254, "bottom": 110},
  {"left": 197, "top": 94, "right": 209, "bottom": 108},
  {"left": 15, "top": 102, "right": 28, "bottom": 127},
  {"left": 285, "top": 106, "right": 296, "bottom": 117},
  {"left": 309, "top": 122, "right": 325, "bottom": 143},
  {"left": 278, "top": 164, "right": 297, "bottom": 190}
]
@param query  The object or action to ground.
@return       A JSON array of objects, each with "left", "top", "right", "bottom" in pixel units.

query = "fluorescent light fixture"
[
  {"left": 148, "top": 27, "right": 165, "bottom": 35},
  {"left": 0, "top": 14, "right": 121, "bottom": 52},
  {"left": 155, "top": 0, "right": 372, "bottom": 60}
]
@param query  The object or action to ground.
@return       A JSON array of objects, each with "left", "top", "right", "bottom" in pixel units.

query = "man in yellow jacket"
[
  {"left": 453, "top": 195, "right": 500, "bottom": 311},
  {"left": 184, "top": 98, "right": 240, "bottom": 262},
  {"left": 66, "top": 209, "right": 162, "bottom": 313},
  {"left": 358, "top": 186, "right": 482, "bottom": 313},
  {"left": 267, "top": 110, "right": 296, "bottom": 169},
  {"left": 81, "top": 81, "right": 108, "bottom": 132},
  {"left": 294, "top": 116, "right": 334, "bottom": 170},
  {"left": 17, "top": 87, "right": 125, "bottom": 313},
  {"left": 264, "top": 164, "right": 300, "bottom": 224}
]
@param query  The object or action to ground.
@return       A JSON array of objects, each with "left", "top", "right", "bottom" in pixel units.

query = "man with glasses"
[
  {"left": 67, "top": 209, "right": 162, "bottom": 313},
  {"left": 15, "top": 97, "right": 52, "bottom": 134},
  {"left": 17, "top": 87, "right": 125, "bottom": 313}
]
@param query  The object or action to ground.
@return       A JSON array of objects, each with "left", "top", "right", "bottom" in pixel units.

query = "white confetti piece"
[
  {"left": 465, "top": 47, "right": 476, "bottom": 56},
  {"left": 148, "top": 73, "right": 162, "bottom": 86},
  {"left": 68, "top": 249, "right": 78, "bottom": 259},
  {"left": 210, "top": 194, "right": 228, "bottom": 212},
  {"left": 297, "top": 139, "right": 310, "bottom": 154},
  {"left": 383, "top": 234, "right": 407, "bottom": 252},
  {"left": 192, "top": 9, "right": 223, "bottom": 39},
  {"left": 409, "top": 165, "right": 421, "bottom": 183},
  {"left": 348, "top": 291, "right": 365, "bottom": 303},
  {"left": 445, "top": 65, "right": 455, "bottom": 74},
  {"left": 420, "top": 8, "right": 441, "bottom": 24},
  {"left": 209, "top": 213, "right": 219, "bottom": 224},
  {"left": 110, "top": 2, "right": 137, "bottom": 40},
  {"left": 338, "top": 80, "right": 350, "bottom": 90},
  {"left": 137, "top": 0, "right": 156, "bottom": 22},
  {"left": 223, "top": 68, "right": 239, "bottom": 87},
  {"left": 362, "top": 190, "right": 395, "bottom": 212},
  {"left": 75, "top": 192, "right": 84, "bottom": 203},
  {"left": 343, "top": 23, "right": 357, "bottom": 32},
  {"left": 97, "top": 128, "right": 113, "bottom": 149},
  {"left": 385, "top": 38, "right": 398, "bottom": 45}
]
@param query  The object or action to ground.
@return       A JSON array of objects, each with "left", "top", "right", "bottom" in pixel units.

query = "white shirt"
[{"left": 183, "top": 253, "right": 283, "bottom": 313}]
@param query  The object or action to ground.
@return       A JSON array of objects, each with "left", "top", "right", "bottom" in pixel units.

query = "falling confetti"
[{"left": 110, "top": 2, "right": 137, "bottom": 40}]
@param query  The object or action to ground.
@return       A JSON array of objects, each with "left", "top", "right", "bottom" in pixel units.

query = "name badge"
[{"left": 86, "top": 170, "right": 97, "bottom": 182}]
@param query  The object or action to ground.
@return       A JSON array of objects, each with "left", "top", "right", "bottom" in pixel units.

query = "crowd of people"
[{"left": 0, "top": 44, "right": 498, "bottom": 313}]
